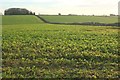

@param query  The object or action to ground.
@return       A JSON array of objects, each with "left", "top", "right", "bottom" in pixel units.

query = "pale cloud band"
[{"left": 0, "top": 0, "right": 119, "bottom": 15}]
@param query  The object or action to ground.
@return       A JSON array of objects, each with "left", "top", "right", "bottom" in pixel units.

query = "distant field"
[
  {"left": 40, "top": 15, "right": 118, "bottom": 23},
  {"left": 2, "top": 15, "right": 119, "bottom": 78},
  {"left": 2, "top": 15, "right": 43, "bottom": 25}
]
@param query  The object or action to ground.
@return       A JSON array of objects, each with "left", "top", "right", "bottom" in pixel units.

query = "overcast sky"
[{"left": 0, "top": 0, "right": 119, "bottom": 15}]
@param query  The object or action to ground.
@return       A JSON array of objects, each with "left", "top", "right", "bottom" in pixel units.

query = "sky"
[{"left": 0, "top": 0, "right": 119, "bottom": 15}]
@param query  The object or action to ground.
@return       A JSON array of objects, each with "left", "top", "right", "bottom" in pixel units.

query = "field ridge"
[{"left": 38, "top": 15, "right": 119, "bottom": 26}]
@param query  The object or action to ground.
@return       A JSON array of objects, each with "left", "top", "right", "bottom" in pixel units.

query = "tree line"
[{"left": 4, "top": 8, "right": 35, "bottom": 15}]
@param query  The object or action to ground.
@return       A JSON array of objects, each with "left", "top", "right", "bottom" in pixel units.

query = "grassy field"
[
  {"left": 40, "top": 15, "right": 118, "bottom": 23},
  {"left": 3, "top": 15, "right": 43, "bottom": 25},
  {"left": 2, "top": 15, "right": 119, "bottom": 78}
]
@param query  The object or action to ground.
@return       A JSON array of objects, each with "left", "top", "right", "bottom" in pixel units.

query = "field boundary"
[{"left": 36, "top": 15, "right": 119, "bottom": 26}]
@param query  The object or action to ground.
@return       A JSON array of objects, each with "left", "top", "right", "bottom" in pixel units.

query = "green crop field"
[
  {"left": 2, "top": 15, "right": 119, "bottom": 78},
  {"left": 40, "top": 15, "right": 118, "bottom": 23}
]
